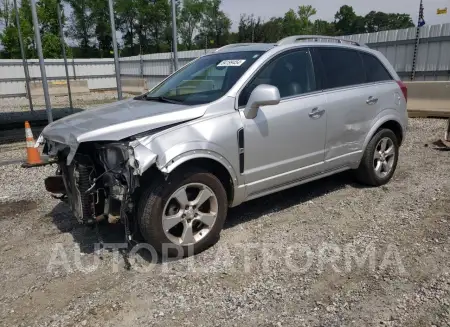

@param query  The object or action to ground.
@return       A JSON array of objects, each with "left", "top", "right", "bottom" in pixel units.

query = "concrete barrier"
[
  {"left": 405, "top": 81, "right": 450, "bottom": 118},
  {"left": 121, "top": 78, "right": 148, "bottom": 95},
  {"left": 29, "top": 80, "right": 90, "bottom": 97}
]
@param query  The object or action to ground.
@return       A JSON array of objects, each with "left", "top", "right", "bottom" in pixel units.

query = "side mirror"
[{"left": 244, "top": 84, "right": 281, "bottom": 119}]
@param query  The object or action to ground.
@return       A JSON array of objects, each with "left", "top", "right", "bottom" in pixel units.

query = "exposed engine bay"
[{"left": 44, "top": 140, "right": 144, "bottom": 234}]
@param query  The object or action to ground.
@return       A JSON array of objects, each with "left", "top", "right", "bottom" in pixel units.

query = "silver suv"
[{"left": 40, "top": 36, "right": 408, "bottom": 257}]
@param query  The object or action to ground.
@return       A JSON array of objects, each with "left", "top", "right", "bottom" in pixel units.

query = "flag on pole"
[
  {"left": 418, "top": 17, "right": 426, "bottom": 27},
  {"left": 418, "top": 0, "right": 426, "bottom": 27},
  {"left": 437, "top": 8, "right": 448, "bottom": 15}
]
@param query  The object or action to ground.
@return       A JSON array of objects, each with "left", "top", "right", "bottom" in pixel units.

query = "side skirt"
[{"left": 245, "top": 166, "right": 350, "bottom": 202}]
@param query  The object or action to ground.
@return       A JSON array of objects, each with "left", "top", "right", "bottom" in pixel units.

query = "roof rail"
[
  {"left": 277, "top": 35, "right": 364, "bottom": 47},
  {"left": 214, "top": 43, "right": 256, "bottom": 52}
]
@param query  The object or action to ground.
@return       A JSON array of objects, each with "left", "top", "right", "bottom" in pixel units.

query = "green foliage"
[
  {"left": 115, "top": 0, "right": 138, "bottom": 55},
  {"left": 334, "top": 5, "right": 362, "bottom": 35},
  {"left": 0, "top": 0, "right": 36, "bottom": 58},
  {"left": 90, "top": 0, "right": 112, "bottom": 57},
  {"left": 365, "top": 11, "right": 414, "bottom": 32},
  {"left": 42, "top": 32, "right": 60, "bottom": 57},
  {"left": 178, "top": 0, "right": 203, "bottom": 49},
  {"left": 64, "top": 0, "right": 94, "bottom": 56},
  {"left": 333, "top": 5, "right": 414, "bottom": 36},
  {"left": 0, "top": 1, "right": 418, "bottom": 59},
  {"left": 199, "top": 0, "right": 231, "bottom": 47},
  {"left": 38, "top": 0, "right": 60, "bottom": 35},
  {"left": 236, "top": 14, "right": 264, "bottom": 43}
]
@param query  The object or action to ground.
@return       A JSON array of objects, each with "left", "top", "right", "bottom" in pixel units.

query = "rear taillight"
[{"left": 397, "top": 80, "right": 408, "bottom": 102}]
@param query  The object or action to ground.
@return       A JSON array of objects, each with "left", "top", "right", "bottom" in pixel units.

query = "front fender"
[
  {"left": 158, "top": 148, "right": 247, "bottom": 207},
  {"left": 158, "top": 144, "right": 239, "bottom": 185}
]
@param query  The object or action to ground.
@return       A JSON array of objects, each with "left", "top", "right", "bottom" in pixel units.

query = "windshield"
[{"left": 144, "top": 51, "right": 264, "bottom": 105}]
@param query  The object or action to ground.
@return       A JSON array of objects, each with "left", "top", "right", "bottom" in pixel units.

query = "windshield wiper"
[{"left": 143, "top": 95, "right": 181, "bottom": 104}]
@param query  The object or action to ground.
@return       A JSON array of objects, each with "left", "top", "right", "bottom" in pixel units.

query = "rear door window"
[
  {"left": 360, "top": 52, "right": 393, "bottom": 83},
  {"left": 317, "top": 48, "right": 365, "bottom": 89}
]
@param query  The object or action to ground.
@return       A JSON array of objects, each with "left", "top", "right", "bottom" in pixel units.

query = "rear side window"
[
  {"left": 360, "top": 52, "right": 392, "bottom": 83},
  {"left": 317, "top": 48, "right": 365, "bottom": 89}
]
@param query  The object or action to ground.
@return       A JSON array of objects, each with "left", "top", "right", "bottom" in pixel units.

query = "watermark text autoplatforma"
[{"left": 47, "top": 241, "right": 406, "bottom": 276}]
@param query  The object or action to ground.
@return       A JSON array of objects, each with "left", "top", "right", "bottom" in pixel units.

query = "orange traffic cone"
[{"left": 24, "top": 121, "right": 42, "bottom": 165}]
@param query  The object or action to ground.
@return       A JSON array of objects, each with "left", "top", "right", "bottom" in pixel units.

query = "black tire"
[
  {"left": 355, "top": 129, "right": 399, "bottom": 186},
  {"left": 136, "top": 168, "right": 228, "bottom": 257}
]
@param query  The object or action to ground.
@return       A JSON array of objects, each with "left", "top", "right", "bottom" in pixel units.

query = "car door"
[
  {"left": 359, "top": 51, "right": 402, "bottom": 125},
  {"left": 238, "top": 48, "right": 327, "bottom": 198},
  {"left": 313, "top": 47, "right": 382, "bottom": 170}
]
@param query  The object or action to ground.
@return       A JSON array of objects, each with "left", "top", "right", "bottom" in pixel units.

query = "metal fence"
[
  {"left": 0, "top": 58, "right": 116, "bottom": 97},
  {"left": 342, "top": 23, "right": 450, "bottom": 81},
  {"left": 0, "top": 23, "right": 449, "bottom": 97},
  {"left": 119, "top": 49, "right": 216, "bottom": 89}
]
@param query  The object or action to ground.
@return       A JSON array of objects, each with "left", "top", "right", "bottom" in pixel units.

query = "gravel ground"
[
  {"left": 0, "top": 91, "right": 134, "bottom": 113},
  {"left": 0, "top": 118, "right": 449, "bottom": 327}
]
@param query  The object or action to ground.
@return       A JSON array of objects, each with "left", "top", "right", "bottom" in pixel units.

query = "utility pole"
[
  {"left": 108, "top": 0, "right": 123, "bottom": 100},
  {"left": 30, "top": 0, "right": 53, "bottom": 122},
  {"left": 56, "top": 0, "right": 73, "bottom": 111},
  {"left": 171, "top": 0, "right": 179, "bottom": 71},
  {"left": 13, "top": 0, "right": 33, "bottom": 112}
]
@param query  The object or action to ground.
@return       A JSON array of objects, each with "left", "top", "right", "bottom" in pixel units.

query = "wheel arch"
[
  {"left": 160, "top": 152, "right": 240, "bottom": 206},
  {"left": 363, "top": 116, "right": 405, "bottom": 151}
]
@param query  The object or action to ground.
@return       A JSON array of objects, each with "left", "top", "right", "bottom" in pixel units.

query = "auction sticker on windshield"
[{"left": 217, "top": 60, "right": 246, "bottom": 67}]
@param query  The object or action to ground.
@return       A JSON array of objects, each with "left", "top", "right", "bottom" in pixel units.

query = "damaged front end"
[{"left": 43, "top": 139, "right": 157, "bottom": 230}]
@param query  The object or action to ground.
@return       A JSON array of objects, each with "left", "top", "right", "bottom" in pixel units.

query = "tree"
[
  {"left": 37, "top": 0, "right": 60, "bottom": 35},
  {"left": 334, "top": 5, "right": 365, "bottom": 35},
  {"left": 281, "top": 5, "right": 317, "bottom": 37},
  {"left": 65, "top": 0, "right": 94, "bottom": 57},
  {"left": 116, "top": 0, "right": 137, "bottom": 55},
  {"left": 200, "top": 0, "right": 231, "bottom": 47},
  {"left": 297, "top": 5, "right": 316, "bottom": 34},
  {"left": 179, "top": 0, "right": 204, "bottom": 50},
  {"left": 313, "top": 19, "right": 336, "bottom": 36},
  {"left": 282, "top": 9, "right": 300, "bottom": 36},
  {"left": 387, "top": 14, "right": 414, "bottom": 30},
  {"left": 42, "top": 32, "right": 61, "bottom": 57},
  {"left": 0, "top": 0, "right": 36, "bottom": 59},
  {"left": 365, "top": 11, "right": 414, "bottom": 32},
  {"left": 147, "top": 0, "right": 171, "bottom": 52},
  {"left": 260, "top": 17, "right": 283, "bottom": 42},
  {"left": 37, "top": 0, "right": 67, "bottom": 58},
  {"left": 89, "top": 0, "right": 112, "bottom": 57},
  {"left": 0, "top": 0, "right": 12, "bottom": 30},
  {"left": 237, "top": 14, "right": 263, "bottom": 43}
]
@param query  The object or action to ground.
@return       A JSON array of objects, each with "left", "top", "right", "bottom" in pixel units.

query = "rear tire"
[
  {"left": 355, "top": 129, "right": 399, "bottom": 186},
  {"left": 137, "top": 168, "right": 228, "bottom": 257}
]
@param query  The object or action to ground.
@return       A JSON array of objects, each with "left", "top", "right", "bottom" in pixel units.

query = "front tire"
[
  {"left": 355, "top": 129, "right": 399, "bottom": 186},
  {"left": 137, "top": 169, "right": 228, "bottom": 257}
]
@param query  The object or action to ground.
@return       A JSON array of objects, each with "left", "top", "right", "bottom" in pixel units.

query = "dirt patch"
[{"left": 0, "top": 200, "right": 37, "bottom": 218}]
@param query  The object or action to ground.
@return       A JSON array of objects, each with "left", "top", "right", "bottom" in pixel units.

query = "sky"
[{"left": 221, "top": 0, "right": 450, "bottom": 30}]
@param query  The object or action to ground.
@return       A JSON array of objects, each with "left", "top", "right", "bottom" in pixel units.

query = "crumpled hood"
[
  {"left": 41, "top": 98, "right": 207, "bottom": 163},
  {"left": 42, "top": 98, "right": 207, "bottom": 144}
]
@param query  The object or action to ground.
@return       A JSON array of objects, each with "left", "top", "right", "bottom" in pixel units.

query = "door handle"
[
  {"left": 366, "top": 96, "right": 379, "bottom": 105},
  {"left": 308, "top": 107, "right": 325, "bottom": 119}
]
